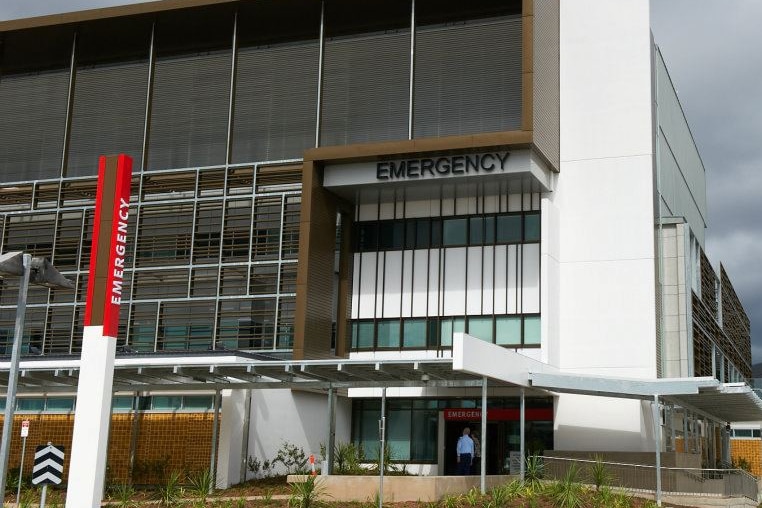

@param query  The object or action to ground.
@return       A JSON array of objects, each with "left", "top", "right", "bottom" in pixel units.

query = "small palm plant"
[
  {"left": 588, "top": 455, "right": 614, "bottom": 491},
  {"left": 157, "top": 469, "right": 184, "bottom": 506},
  {"left": 188, "top": 468, "right": 215, "bottom": 505},
  {"left": 550, "top": 463, "right": 585, "bottom": 508},
  {"left": 524, "top": 453, "right": 545, "bottom": 493},
  {"left": 288, "top": 475, "right": 327, "bottom": 508},
  {"left": 108, "top": 483, "right": 138, "bottom": 508}
]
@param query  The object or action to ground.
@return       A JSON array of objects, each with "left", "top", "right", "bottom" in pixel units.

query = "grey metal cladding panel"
[
  {"left": 147, "top": 51, "right": 231, "bottom": 171},
  {"left": 0, "top": 70, "right": 69, "bottom": 182},
  {"left": 320, "top": 31, "right": 410, "bottom": 146},
  {"left": 533, "top": 0, "right": 560, "bottom": 170},
  {"left": 232, "top": 42, "right": 318, "bottom": 164},
  {"left": 67, "top": 61, "right": 149, "bottom": 176},
  {"left": 414, "top": 18, "right": 522, "bottom": 139}
]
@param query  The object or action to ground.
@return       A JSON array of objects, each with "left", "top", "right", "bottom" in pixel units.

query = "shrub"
[
  {"left": 549, "top": 463, "right": 585, "bottom": 508},
  {"left": 588, "top": 454, "right": 614, "bottom": 491},
  {"left": 275, "top": 441, "right": 309, "bottom": 475}
]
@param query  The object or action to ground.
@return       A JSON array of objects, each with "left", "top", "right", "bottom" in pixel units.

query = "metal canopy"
[
  {"left": 528, "top": 371, "right": 762, "bottom": 423},
  {"left": 670, "top": 383, "right": 762, "bottom": 423},
  {"left": 0, "top": 352, "right": 497, "bottom": 394}
]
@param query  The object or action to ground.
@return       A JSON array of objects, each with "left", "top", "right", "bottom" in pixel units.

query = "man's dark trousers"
[{"left": 458, "top": 453, "right": 472, "bottom": 475}]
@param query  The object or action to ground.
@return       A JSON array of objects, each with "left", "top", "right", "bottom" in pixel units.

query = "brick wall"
[{"left": 1, "top": 412, "right": 216, "bottom": 485}]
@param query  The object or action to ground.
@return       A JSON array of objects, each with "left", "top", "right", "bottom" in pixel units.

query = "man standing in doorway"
[{"left": 456, "top": 427, "right": 474, "bottom": 475}]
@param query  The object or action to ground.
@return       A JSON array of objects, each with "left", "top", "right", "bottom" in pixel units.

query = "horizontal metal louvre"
[
  {"left": 218, "top": 298, "right": 276, "bottom": 350},
  {"left": 53, "top": 211, "right": 84, "bottom": 271},
  {"left": 158, "top": 300, "right": 216, "bottom": 350},
  {"left": 0, "top": 70, "right": 69, "bottom": 182},
  {"left": 232, "top": 42, "right": 318, "bottom": 163},
  {"left": 414, "top": 17, "right": 522, "bottom": 138},
  {"left": 136, "top": 204, "right": 194, "bottom": 267},
  {"left": 44, "top": 306, "right": 75, "bottom": 354},
  {"left": 148, "top": 52, "right": 231, "bottom": 170},
  {"left": 133, "top": 269, "right": 190, "bottom": 299},
  {"left": 67, "top": 61, "right": 148, "bottom": 176},
  {"left": 321, "top": 31, "right": 410, "bottom": 146}
]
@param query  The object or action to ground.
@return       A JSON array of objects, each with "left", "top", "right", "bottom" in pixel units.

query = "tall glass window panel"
[
  {"left": 440, "top": 317, "right": 465, "bottom": 347},
  {"left": 388, "top": 406, "right": 412, "bottom": 460},
  {"left": 148, "top": 51, "right": 231, "bottom": 170},
  {"left": 467, "top": 316, "right": 493, "bottom": 343},
  {"left": 496, "top": 214, "right": 522, "bottom": 243},
  {"left": 321, "top": 32, "right": 409, "bottom": 145},
  {"left": 67, "top": 62, "right": 148, "bottom": 176},
  {"left": 232, "top": 42, "right": 318, "bottom": 163},
  {"left": 377, "top": 320, "right": 400, "bottom": 348},
  {"left": 442, "top": 218, "right": 467, "bottom": 246},
  {"left": 469, "top": 216, "right": 484, "bottom": 245},
  {"left": 524, "top": 316, "right": 541, "bottom": 345},
  {"left": 353, "top": 321, "right": 374, "bottom": 349},
  {"left": 496, "top": 316, "right": 521, "bottom": 346},
  {"left": 0, "top": 26, "right": 74, "bottom": 182},
  {"left": 0, "top": 70, "right": 69, "bottom": 182},
  {"left": 403, "top": 319, "right": 426, "bottom": 348},
  {"left": 524, "top": 213, "right": 541, "bottom": 242},
  {"left": 414, "top": 16, "right": 522, "bottom": 138},
  {"left": 411, "top": 407, "right": 438, "bottom": 461}
]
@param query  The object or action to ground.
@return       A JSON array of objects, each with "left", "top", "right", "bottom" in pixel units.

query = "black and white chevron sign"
[{"left": 32, "top": 444, "right": 65, "bottom": 485}]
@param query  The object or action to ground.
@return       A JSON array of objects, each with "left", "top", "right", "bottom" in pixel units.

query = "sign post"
[
  {"left": 65, "top": 155, "right": 132, "bottom": 508},
  {"left": 32, "top": 442, "right": 64, "bottom": 508},
  {"left": 16, "top": 420, "right": 29, "bottom": 504}
]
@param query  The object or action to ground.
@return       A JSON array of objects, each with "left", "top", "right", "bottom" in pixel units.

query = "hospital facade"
[{"left": 0, "top": 0, "right": 757, "bottom": 485}]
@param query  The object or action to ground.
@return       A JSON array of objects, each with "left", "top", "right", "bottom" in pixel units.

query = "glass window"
[
  {"left": 469, "top": 217, "right": 483, "bottom": 245},
  {"left": 403, "top": 319, "right": 427, "bottom": 348},
  {"left": 388, "top": 408, "right": 412, "bottom": 460},
  {"left": 427, "top": 318, "right": 439, "bottom": 348},
  {"left": 17, "top": 399, "right": 45, "bottom": 411},
  {"left": 46, "top": 398, "right": 75, "bottom": 411},
  {"left": 354, "top": 321, "right": 375, "bottom": 349},
  {"left": 440, "top": 317, "right": 465, "bottom": 347},
  {"left": 151, "top": 395, "right": 183, "bottom": 410},
  {"left": 184, "top": 395, "right": 214, "bottom": 410},
  {"left": 524, "top": 316, "right": 541, "bottom": 345},
  {"left": 379, "top": 221, "right": 404, "bottom": 250},
  {"left": 430, "top": 219, "right": 442, "bottom": 247},
  {"left": 405, "top": 221, "right": 416, "bottom": 250},
  {"left": 442, "top": 218, "right": 467, "bottom": 246},
  {"left": 112, "top": 397, "right": 134, "bottom": 411},
  {"left": 357, "top": 223, "right": 377, "bottom": 251},
  {"left": 496, "top": 214, "right": 521, "bottom": 243},
  {"left": 416, "top": 219, "right": 431, "bottom": 249},
  {"left": 524, "top": 213, "right": 540, "bottom": 242},
  {"left": 411, "top": 408, "right": 438, "bottom": 461},
  {"left": 0, "top": 399, "right": 4, "bottom": 410},
  {"left": 377, "top": 320, "right": 400, "bottom": 348},
  {"left": 496, "top": 316, "right": 522, "bottom": 345},
  {"left": 467, "top": 317, "right": 493, "bottom": 342},
  {"left": 484, "top": 216, "right": 496, "bottom": 244}
]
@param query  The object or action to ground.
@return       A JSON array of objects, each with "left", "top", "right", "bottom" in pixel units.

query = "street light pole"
[
  {"left": 0, "top": 251, "right": 73, "bottom": 502},
  {"left": 0, "top": 253, "right": 31, "bottom": 501}
]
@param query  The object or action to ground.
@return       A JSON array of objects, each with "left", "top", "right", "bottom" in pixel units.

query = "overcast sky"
[{"left": 2, "top": 1, "right": 761, "bottom": 362}]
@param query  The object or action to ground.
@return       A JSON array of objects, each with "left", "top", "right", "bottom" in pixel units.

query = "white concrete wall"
[
  {"left": 553, "top": 0, "right": 657, "bottom": 451},
  {"left": 247, "top": 389, "right": 351, "bottom": 477}
]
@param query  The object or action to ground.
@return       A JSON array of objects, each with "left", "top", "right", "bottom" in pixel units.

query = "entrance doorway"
[{"left": 442, "top": 408, "right": 554, "bottom": 475}]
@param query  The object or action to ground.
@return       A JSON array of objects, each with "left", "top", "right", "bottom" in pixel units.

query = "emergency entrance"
[{"left": 443, "top": 407, "right": 553, "bottom": 475}]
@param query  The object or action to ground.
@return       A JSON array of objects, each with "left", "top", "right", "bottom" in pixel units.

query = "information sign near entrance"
[{"left": 66, "top": 155, "right": 132, "bottom": 508}]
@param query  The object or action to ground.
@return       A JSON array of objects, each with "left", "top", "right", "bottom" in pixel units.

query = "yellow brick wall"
[
  {"left": 730, "top": 438, "right": 762, "bottom": 478},
  {"left": 0, "top": 412, "right": 216, "bottom": 485}
]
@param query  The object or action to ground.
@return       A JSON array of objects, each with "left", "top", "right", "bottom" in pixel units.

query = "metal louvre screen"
[
  {"left": 0, "top": 70, "right": 69, "bottom": 182},
  {"left": 147, "top": 51, "right": 231, "bottom": 170},
  {"left": 232, "top": 42, "right": 318, "bottom": 163},
  {"left": 320, "top": 30, "right": 410, "bottom": 146},
  {"left": 67, "top": 61, "right": 149, "bottom": 176},
  {"left": 414, "top": 17, "right": 522, "bottom": 138}
]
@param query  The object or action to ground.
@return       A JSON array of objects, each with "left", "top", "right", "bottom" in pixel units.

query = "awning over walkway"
[
  {"left": 3, "top": 334, "right": 762, "bottom": 424},
  {"left": 0, "top": 351, "right": 495, "bottom": 393}
]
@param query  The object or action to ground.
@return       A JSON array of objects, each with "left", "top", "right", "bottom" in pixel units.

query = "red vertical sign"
[{"left": 84, "top": 155, "right": 132, "bottom": 338}]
